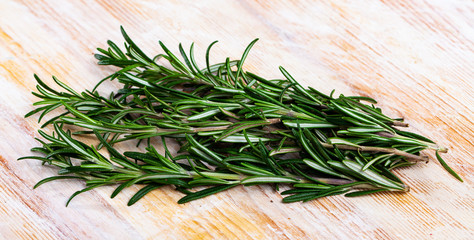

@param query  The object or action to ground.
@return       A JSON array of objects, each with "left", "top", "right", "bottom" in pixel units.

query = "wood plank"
[{"left": 0, "top": 0, "right": 472, "bottom": 239}]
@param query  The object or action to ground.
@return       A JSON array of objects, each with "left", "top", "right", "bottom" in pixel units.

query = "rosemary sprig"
[{"left": 20, "top": 27, "right": 462, "bottom": 206}]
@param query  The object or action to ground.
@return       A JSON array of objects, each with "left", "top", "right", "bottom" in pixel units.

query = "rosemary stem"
[
  {"left": 392, "top": 121, "right": 409, "bottom": 127},
  {"left": 304, "top": 177, "right": 354, "bottom": 185},
  {"left": 393, "top": 133, "right": 448, "bottom": 153},
  {"left": 190, "top": 126, "right": 229, "bottom": 132},
  {"left": 274, "top": 109, "right": 319, "bottom": 120},
  {"left": 190, "top": 118, "right": 281, "bottom": 132},
  {"left": 319, "top": 143, "right": 429, "bottom": 162},
  {"left": 189, "top": 170, "right": 353, "bottom": 186},
  {"left": 353, "top": 183, "right": 410, "bottom": 192}
]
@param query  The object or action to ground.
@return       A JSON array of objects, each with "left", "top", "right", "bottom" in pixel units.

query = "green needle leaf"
[
  {"left": 436, "top": 151, "right": 463, "bottom": 182},
  {"left": 342, "top": 160, "right": 406, "bottom": 191},
  {"left": 345, "top": 189, "right": 387, "bottom": 197},
  {"left": 127, "top": 184, "right": 163, "bottom": 206},
  {"left": 66, "top": 183, "right": 108, "bottom": 207},
  {"left": 34, "top": 176, "right": 86, "bottom": 189},
  {"left": 178, "top": 184, "right": 238, "bottom": 204},
  {"left": 235, "top": 38, "right": 259, "bottom": 81},
  {"left": 241, "top": 176, "right": 299, "bottom": 186}
]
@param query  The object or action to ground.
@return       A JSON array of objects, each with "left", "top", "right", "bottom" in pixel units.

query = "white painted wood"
[{"left": 0, "top": 0, "right": 472, "bottom": 239}]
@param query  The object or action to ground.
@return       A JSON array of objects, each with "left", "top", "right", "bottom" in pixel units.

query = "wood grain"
[{"left": 0, "top": 0, "right": 472, "bottom": 239}]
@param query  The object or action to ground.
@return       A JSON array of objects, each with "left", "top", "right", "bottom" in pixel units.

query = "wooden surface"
[{"left": 0, "top": 0, "right": 473, "bottom": 239}]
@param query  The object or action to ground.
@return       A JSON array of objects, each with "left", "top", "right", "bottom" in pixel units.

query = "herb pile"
[{"left": 20, "top": 27, "right": 462, "bottom": 206}]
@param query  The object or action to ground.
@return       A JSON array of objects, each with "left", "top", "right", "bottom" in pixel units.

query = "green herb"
[{"left": 20, "top": 27, "right": 462, "bottom": 206}]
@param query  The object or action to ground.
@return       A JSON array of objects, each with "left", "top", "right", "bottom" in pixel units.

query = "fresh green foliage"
[{"left": 20, "top": 27, "right": 462, "bottom": 206}]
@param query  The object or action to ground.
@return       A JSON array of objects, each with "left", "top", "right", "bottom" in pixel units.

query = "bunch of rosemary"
[{"left": 20, "top": 27, "right": 462, "bottom": 206}]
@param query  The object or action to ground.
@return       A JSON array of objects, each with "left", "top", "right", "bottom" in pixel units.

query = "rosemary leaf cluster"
[{"left": 20, "top": 27, "right": 462, "bottom": 206}]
